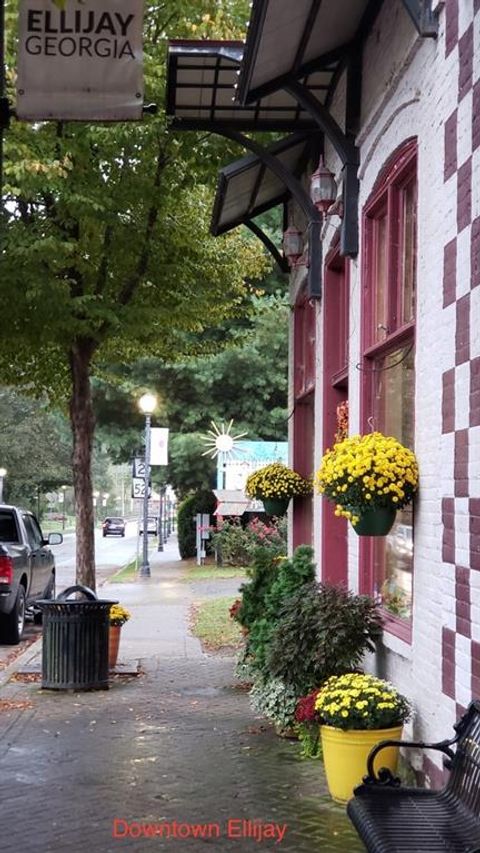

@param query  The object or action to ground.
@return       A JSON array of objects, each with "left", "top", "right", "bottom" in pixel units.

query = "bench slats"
[{"left": 347, "top": 702, "right": 480, "bottom": 853}]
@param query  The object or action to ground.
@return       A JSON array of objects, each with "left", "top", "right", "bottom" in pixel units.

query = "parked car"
[
  {"left": 0, "top": 505, "right": 63, "bottom": 644},
  {"left": 102, "top": 517, "right": 126, "bottom": 537},
  {"left": 139, "top": 516, "right": 158, "bottom": 536}
]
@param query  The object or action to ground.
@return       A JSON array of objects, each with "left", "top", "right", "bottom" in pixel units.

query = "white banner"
[
  {"left": 150, "top": 428, "right": 169, "bottom": 466},
  {"left": 16, "top": 0, "right": 144, "bottom": 121}
]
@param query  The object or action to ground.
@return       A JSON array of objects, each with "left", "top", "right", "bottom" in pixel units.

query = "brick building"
[{"left": 166, "top": 0, "right": 480, "bottom": 783}]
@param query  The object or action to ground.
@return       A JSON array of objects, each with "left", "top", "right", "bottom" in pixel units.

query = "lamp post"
[
  {"left": 92, "top": 491, "right": 100, "bottom": 526},
  {"left": 60, "top": 485, "right": 67, "bottom": 530},
  {"left": 138, "top": 392, "right": 157, "bottom": 577},
  {"left": 0, "top": 467, "right": 6, "bottom": 503}
]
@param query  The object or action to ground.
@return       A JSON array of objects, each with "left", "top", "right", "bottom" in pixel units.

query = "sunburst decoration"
[{"left": 200, "top": 419, "right": 248, "bottom": 460}]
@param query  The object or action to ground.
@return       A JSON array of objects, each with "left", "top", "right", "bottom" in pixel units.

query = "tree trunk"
[{"left": 69, "top": 338, "right": 96, "bottom": 590}]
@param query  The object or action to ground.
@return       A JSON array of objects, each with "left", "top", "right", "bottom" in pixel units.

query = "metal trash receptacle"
[{"left": 38, "top": 585, "right": 118, "bottom": 690}]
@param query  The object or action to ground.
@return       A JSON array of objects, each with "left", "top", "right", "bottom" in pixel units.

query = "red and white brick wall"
[{"left": 310, "top": 0, "right": 480, "bottom": 780}]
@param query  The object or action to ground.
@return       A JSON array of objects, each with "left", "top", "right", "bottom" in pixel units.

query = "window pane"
[
  {"left": 401, "top": 180, "right": 416, "bottom": 324},
  {"left": 374, "top": 215, "right": 388, "bottom": 343},
  {"left": 372, "top": 344, "right": 415, "bottom": 619}
]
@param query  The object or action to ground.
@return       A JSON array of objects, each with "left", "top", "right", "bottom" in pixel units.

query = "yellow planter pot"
[{"left": 320, "top": 724, "right": 403, "bottom": 803}]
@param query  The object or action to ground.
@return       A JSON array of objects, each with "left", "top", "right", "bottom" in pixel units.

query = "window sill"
[{"left": 380, "top": 610, "right": 412, "bottom": 659}]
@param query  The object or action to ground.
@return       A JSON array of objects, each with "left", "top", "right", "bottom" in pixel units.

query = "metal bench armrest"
[{"left": 365, "top": 737, "right": 457, "bottom": 785}]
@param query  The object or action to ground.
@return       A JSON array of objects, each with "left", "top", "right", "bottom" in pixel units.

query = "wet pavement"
[{"left": 0, "top": 539, "right": 365, "bottom": 853}]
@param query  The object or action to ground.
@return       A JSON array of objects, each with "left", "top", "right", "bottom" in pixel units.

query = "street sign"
[
  {"left": 133, "top": 457, "right": 145, "bottom": 478},
  {"left": 131, "top": 477, "right": 151, "bottom": 499}
]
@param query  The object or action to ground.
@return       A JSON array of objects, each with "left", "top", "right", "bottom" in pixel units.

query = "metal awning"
[
  {"left": 237, "top": 0, "right": 438, "bottom": 105},
  {"left": 211, "top": 133, "right": 318, "bottom": 236},
  {"left": 166, "top": 40, "right": 332, "bottom": 132}
]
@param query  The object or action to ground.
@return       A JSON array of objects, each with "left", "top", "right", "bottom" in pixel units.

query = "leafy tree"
[
  {"left": 0, "top": 387, "right": 72, "bottom": 506},
  {"left": 1, "top": 0, "right": 267, "bottom": 587}
]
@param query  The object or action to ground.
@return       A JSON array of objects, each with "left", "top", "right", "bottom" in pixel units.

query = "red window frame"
[{"left": 360, "top": 139, "right": 417, "bottom": 643}]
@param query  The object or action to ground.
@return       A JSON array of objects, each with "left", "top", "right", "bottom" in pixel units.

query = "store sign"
[{"left": 16, "top": 0, "right": 144, "bottom": 120}]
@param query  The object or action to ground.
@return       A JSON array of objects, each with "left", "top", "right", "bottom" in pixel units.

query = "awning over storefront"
[
  {"left": 166, "top": 40, "right": 325, "bottom": 132},
  {"left": 237, "top": 0, "right": 438, "bottom": 107},
  {"left": 211, "top": 132, "right": 317, "bottom": 236},
  {"left": 213, "top": 490, "right": 258, "bottom": 516},
  {"left": 236, "top": 0, "right": 371, "bottom": 106}
]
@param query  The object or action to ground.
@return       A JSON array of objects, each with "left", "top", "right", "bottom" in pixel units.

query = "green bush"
[
  {"left": 265, "top": 581, "right": 383, "bottom": 695},
  {"left": 237, "top": 545, "right": 316, "bottom": 677},
  {"left": 177, "top": 489, "right": 216, "bottom": 559},
  {"left": 210, "top": 517, "right": 286, "bottom": 567},
  {"left": 249, "top": 677, "right": 298, "bottom": 733}
]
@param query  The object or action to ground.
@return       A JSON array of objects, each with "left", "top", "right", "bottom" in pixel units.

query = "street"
[{"left": 52, "top": 520, "right": 141, "bottom": 591}]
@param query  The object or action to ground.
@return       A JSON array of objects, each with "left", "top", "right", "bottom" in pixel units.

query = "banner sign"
[
  {"left": 150, "top": 428, "right": 169, "bottom": 466},
  {"left": 16, "top": 0, "right": 144, "bottom": 121}
]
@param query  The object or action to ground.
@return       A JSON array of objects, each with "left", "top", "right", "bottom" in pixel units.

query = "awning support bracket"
[
  {"left": 284, "top": 77, "right": 359, "bottom": 258},
  {"left": 216, "top": 127, "right": 324, "bottom": 298},
  {"left": 245, "top": 219, "right": 290, "bottom": 274}
]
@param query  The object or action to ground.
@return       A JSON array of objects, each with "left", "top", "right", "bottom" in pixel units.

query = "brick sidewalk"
[{"left": 0, "top": 542, "right": 364, "bottom": 853}]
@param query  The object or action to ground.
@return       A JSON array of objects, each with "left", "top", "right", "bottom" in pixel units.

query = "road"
[{"left": 52, "top": 519, "right": 140, "bottom": 591}]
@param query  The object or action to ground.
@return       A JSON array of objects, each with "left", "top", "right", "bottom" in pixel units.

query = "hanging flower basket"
[
  {"left": 315, "top": 432, "right": 418, "bottom": 536},
  {"left": 245, "top": 463, "right": 312, "bottom": 513},
  {"left": 262, "top": 497, "right": 290, "bottom": 516},
  {"left": 347, "top": 506, "right": 397, "bottom": 537}
]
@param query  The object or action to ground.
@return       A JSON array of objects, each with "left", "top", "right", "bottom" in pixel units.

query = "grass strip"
[
  {"left": 108, "top": 560, "right": 138, "bottom": 583},
  {"left": 182, "top": 562, "right": 247, "bottom": 582},
  {"left": 190, "top": 596, "right": 243, "bottom": 652}
]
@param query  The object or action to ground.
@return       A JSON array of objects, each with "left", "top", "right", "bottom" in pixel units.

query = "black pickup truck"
[{"left": 0, "top": 505, "right": 63, "bottom": 644}]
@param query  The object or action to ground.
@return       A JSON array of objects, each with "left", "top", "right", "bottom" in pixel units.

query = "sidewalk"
[{"left": 0, "top": 538, "right": 364, "bottom": 853}]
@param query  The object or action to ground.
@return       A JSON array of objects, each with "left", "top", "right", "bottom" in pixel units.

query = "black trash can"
[{"left": 38, "top": 585, "right": 118, "bottom": 690}]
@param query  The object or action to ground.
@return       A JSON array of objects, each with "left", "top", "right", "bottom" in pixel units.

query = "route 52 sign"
[{"left": 132, "top": 477, "right": 151, "bottom": 499}]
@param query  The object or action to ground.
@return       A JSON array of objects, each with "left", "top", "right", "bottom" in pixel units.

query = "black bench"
[{"left": 347, "top": 701, "right": 480, "bottom": 852}]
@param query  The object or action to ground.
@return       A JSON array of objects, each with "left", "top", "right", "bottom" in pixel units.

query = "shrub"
[
  {"left": 177, "top": 489, "right": 216, "bottom": 559},
  {"left": 250, "top": 677, "right": 298, "bottom": 732},
  {"left": 210, "top": 516, "right": 286, "bottom": 567},
  {"left": 265, "top": 581, "right": 383, "bottom": 695},
  {"left": 237, "top": 545, "right": 316, "bottom": 678}
]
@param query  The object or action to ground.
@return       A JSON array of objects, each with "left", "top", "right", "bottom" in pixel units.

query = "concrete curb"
[{"left": 0, "top": 636, "right": 43, "bottom": 689}]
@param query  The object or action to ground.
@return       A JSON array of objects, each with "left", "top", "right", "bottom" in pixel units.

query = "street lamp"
[
  {"left": 138, "top": 392, "right": 157, "bottom": 577},
  {"left": 60, "top": 484, "right": 67, "bottom": 530},
  {"left": 0, "top": 467, "right": 6, "bottom": 503},
  {"left": 92, "top": 490, "right": 100, "bottom": 526}
]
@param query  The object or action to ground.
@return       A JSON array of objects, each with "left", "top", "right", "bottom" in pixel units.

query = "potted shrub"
[
  {"left": 315, "top": 432, "right": 418, "bottom": 535},
  {"left": 108, "top": 604, "right": 131, "bottom": 670},
  {"left": 245, "top": 462, "right": 312, "bottom": 516},
  {"left": 315, "top": 672, "right": 411, "bottom": 802},
  {"left": 265, "top": 581, "right": 383, "bottom": 695}
]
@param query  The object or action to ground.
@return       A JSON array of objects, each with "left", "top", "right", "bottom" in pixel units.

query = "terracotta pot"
[
  {"left": 108, "top": 624, "right": 122, "bottom": 670},
  {"left": 349, "top": 506, "right": 396, "bottom": 536},
  {"left": 262, "top": 497, "right": 290, "bottom": 516}
]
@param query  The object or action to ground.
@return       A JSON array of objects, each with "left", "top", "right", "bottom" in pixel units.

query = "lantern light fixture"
[
  {"left": 310, "top": 156, "right": 337, "bottom": 213},
  {"left": 282, "top": 223, "right": 304, "bottom": 267}
]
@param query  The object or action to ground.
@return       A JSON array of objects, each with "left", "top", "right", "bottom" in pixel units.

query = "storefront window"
[
  {"left": 372, "top": 345, "right": 415, "bottom": 618},
  {"left": 361, "top": 138, "right": 417, "bottom": 634}
]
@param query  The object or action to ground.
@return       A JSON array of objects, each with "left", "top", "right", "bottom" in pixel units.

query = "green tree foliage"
[
  {"left": 92, "top": 293, "right": 289, "bottom": 496},
  {"left": 177, "top": 488, "right": 216, "bottom": 559},
  {"left": 1, "top": 0, "right": 267, "bottom": 586},
  {"left": 0, "top": 387, "right": 72, "bottom": 506}
]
